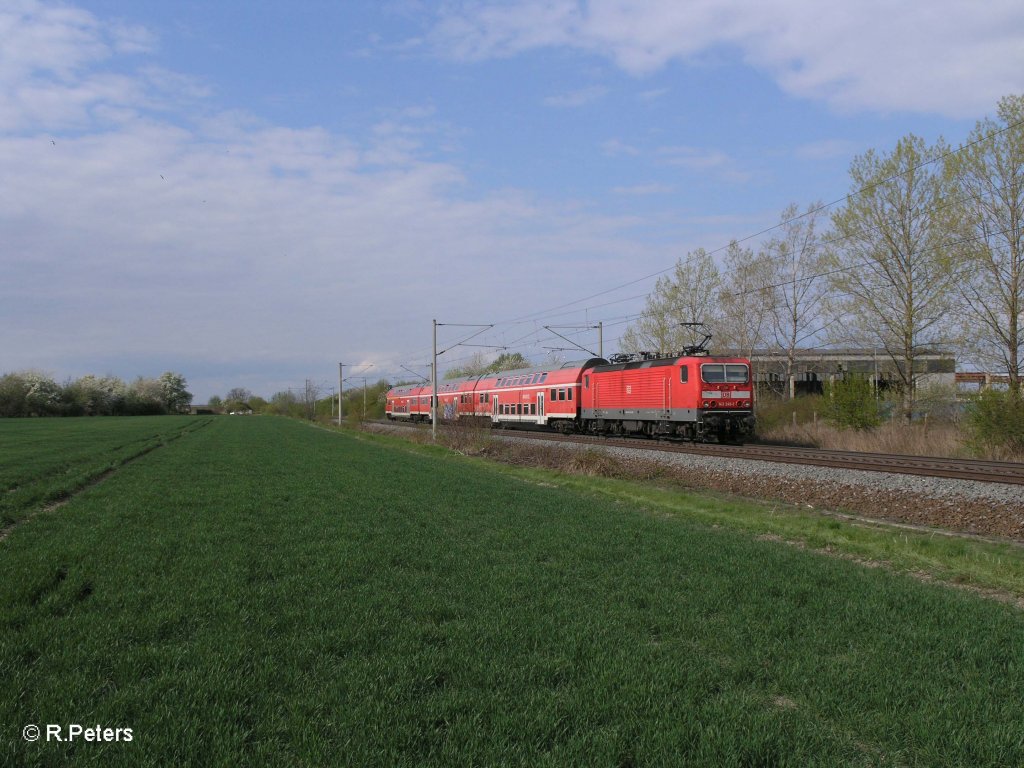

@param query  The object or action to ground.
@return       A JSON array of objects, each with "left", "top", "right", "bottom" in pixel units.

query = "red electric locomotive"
[{"left": 581, "top": 351, "right": 755, "bottom": 442}]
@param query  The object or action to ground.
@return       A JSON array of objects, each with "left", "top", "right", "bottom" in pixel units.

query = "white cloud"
[
  {"left": 0, "top": 0, "right": 157, "bottom": 130},
  {"left": 637, "top": 87, "right": 668, "bottom": 102},
  {"left": 611, "top": 183, "right": 674, "bottom": 196},
  {"left": 543, "top": 84, "right": 607, "bottom": 107},
  {"left": 430, "top": 0, "right": 1024, "bottom": 117},
  {"left": 795, "top": 138, "right": 861, "bottom": 161},
  {"left": 656, "top": 145, "right": 751, "bottom": 182},
  {"left": 600, "top": 137, "right": 639, "bottom": 156}
]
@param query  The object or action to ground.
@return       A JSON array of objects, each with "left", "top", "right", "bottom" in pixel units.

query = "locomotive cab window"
[
  {"left": 701, "top": 363, "right": 749, "bottom": 384},
  {"left": 680, "top": 365, "right": 688, "bottom": 383}
]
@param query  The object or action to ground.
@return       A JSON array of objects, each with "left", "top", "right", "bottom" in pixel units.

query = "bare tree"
[
  {"left": 946, "top": 94, "right": 1024, "bottom": 392},
  {"left": 716, "top": 240, "right": 773, "bottom": 359},
  {"left": 303, "top": 379, "right": 320, "bottom": 420},
  {"left": 620, "top": 249, "right": 722, "bottom": 355},
  {"left": 761, "top": 202, "right": 831, "bottom": 398},
  {"left": 225, "top": 387, "right": 251, "bottom": 403},
  {"left": 828, "top": 134, "right": 960, "bottom": 423}
]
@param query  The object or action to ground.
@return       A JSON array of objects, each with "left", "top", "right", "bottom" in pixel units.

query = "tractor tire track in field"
[{"left": 0, "top": 418, "right": 212, "bottom": 543}]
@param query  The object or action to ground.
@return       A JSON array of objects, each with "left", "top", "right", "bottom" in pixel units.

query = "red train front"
[{"left": 581, "top": 352, "right": 755, "bottom": 442}]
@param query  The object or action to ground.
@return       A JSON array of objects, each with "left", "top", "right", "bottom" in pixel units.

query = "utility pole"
[
  {"left": 341, "top": 364, "right": 374, "bottom": 425},
  {"left": 342, "top": 364, "right": 350, "bottom": 430},
  {"left": 598, "top": 321, "right": 603, "bottom": 358},
  {"left": 432, "top": 319, "right": 438, "bottom": 441},
  {"left": 431, "top": 320, "right": 498, "bottom": 442}
]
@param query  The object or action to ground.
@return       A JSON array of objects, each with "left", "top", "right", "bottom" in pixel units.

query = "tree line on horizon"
[
  {"left": 0, "top": 371, "right": 192, "bottom": 417},
  {"left": 204, "top": 381, "right": 394, "bottom": 423}
]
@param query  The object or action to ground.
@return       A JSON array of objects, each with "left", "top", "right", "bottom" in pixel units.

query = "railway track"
[
  {"left": 375, "top": 420, "right": 1024, "bottom": 486},
  {"left": 507, "top": 432, "right": 1024, "bottom": 485}
]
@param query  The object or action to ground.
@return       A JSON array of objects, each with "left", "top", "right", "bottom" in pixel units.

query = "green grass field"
[
  {"left": 2, "top": 416, "right": 1023, "bottom": 766},
  {"left": 0, "top": 416, "right": 211, "bottom": 528}
]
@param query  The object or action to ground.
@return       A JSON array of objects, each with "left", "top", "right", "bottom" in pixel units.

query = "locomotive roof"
[
  {"left": 590, "top": 354, "right": 747, "bottom": 373},
  {"left": 591, "top": 356, "right": 682, "bottom": 373}
]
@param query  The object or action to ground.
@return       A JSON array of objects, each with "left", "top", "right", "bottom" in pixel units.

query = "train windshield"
[{"left": 701, "top": 363, "right": 749, "bottom": 384}]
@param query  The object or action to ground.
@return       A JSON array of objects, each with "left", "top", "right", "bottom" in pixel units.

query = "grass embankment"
[
  {"left": 0, "top": 416, "right": 210, "bottom": 529},
  {"left": 3, "top": 416, "right": 1024, "bottom": 766}
]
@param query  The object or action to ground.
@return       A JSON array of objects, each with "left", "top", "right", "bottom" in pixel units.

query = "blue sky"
[{"left": 3, "top": 0, "right": 1023, "bottom": 401}]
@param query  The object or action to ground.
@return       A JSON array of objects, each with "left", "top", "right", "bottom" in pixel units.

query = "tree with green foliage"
[
  {"left": 824, "top": 375, "right": 881, "bottom": 430},
  {"left": 126, "top": 377, "right": 165, "bottom": 415},
  {"left": 0, "top": 373, "right": 29, "bottom": 417},
  {"left": 159, "top": 372, "right": 193, "bottom": 414},
  {"left": 965, "top": 388, "right": 1024, "bottom": 456},
  {"left": 445, "top": 352, "right": 533, "bottom": 379},
  {"left": 488, "top": 352, "right": 532, "bottom": 371},
  {"left": 0, "top": 370, "right": 191, "bottom": 417},
  {"left": 828, "top": 134, "right": 960, "bottom": 424},
  {"left": 61, "top": 375, "right": 126, "bottom": 416},
  {"left": 268, "top": 390, "right": 301, "bottom": 417},
  {"left": 620, "top": 249, "right": 722, "bottom": 355},
  {"left": 22, "top": 372, "right": 62, "bottom": 416},
  {"left": 946, "top": 94, "right": 1024, "bottom": 393}
]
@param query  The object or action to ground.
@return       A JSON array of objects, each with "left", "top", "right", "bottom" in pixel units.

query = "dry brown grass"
[
  {"left": 759, "top": 420, "right": 973, "bottom": 458},
  {"left": 437, "top": 418, "right": 495, "bottom": 456},
  {"left": 755, "top": 390, "right": 1024, "bottom": 461}
]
